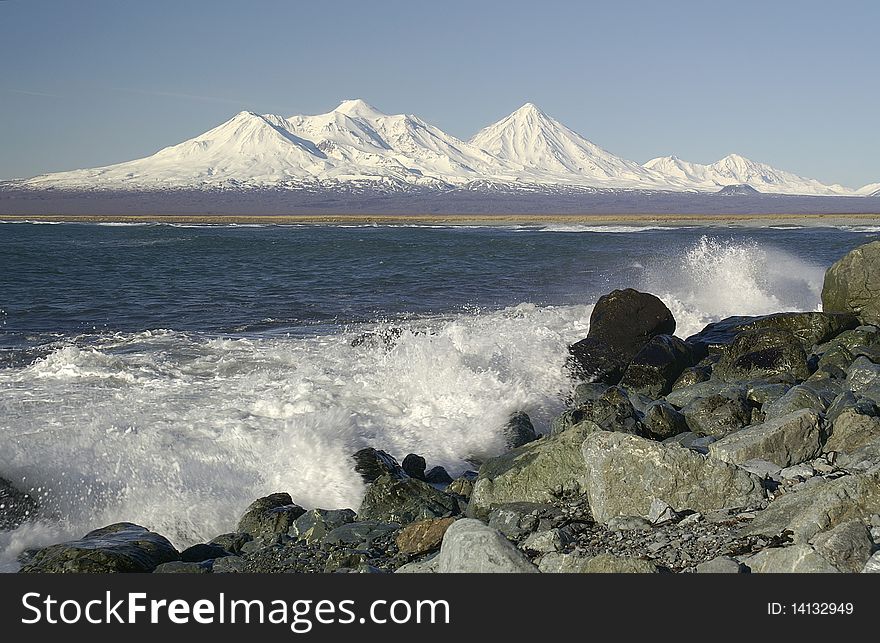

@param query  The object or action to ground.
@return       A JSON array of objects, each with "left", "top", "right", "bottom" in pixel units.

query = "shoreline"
[{"left": 3, "top": 212, "right": 880, "bottom": 226}]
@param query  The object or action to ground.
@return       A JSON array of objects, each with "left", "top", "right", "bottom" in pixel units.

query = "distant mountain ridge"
[{"left": 9, "top": 99, "right": 876, "bottom": 197}]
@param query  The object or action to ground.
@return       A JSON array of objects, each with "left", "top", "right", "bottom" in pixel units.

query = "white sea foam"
[{"left": 0, "top": 303, "right": 589, "bottom": 567}]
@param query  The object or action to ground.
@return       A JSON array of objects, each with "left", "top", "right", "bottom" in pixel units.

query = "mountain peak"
[{"left": 333, "top": 98, "right": 385, "bottom": 118}]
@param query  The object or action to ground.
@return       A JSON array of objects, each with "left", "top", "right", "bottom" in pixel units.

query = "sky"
[{"left": 1, "top": 0, "right": 878, "bottom": 188}]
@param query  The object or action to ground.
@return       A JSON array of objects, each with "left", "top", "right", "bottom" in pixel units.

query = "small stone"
[
  {"left": 445, "top": 477, "right": 474, "bottom": 499},
  {"left": 739, "top": 459, "right": 783, "bottom": 479},
  {"left": 779, "top": 463, "right": 814, "bottom": 479},
  {"left": 537, "top": 552, "right": 593, "bottom": 573},
  {"left": 352, "top": 447, "right": 407, "bottom": 483},
  {"left": 678, "top": 512, "right": 703, "bottom": 526},
  {"left": 236, "top": 493, "right": 305, "bottom": 541},
  {"left": 522, "top": 528, "right": 566, "bottom": 554},
  {"left": 695, "top": 556, "right": 746, "bottom": 573},
  {"left": 394, "top": 517, "right": 456, "bottom": 556},
  {"left": 647, "top": 498, "right": 679, "bottom": 524},
  {"left": 863, "top": 552, "right": 880, "bottom": 573},
  {"left": 607, "top": 516, "right": 653, "bottom": 532},
  {"left": 402, "top": 454, "right": 427, "bottom": 480},
  {"left": 425, "top": 466, "right": 454, "bottom": 485}
]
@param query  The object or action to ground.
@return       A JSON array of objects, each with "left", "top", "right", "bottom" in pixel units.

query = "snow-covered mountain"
[
  {"left": 15, "top": 99, "right": 863, "bottom": 196},
  {"left": 643, "top": 154, "right": 851, "bottom": 196},
  {"left": 857, "top": 182, "right": 880, "bottom": 197}
]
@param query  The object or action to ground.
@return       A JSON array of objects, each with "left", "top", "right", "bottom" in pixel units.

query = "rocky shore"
[{"left": 5, "top": 240, "right": 880, "bottom": 574}]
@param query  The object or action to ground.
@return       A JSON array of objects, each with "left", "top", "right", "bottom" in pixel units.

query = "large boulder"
[
  {"left": 236, "top": 493, "right": 305, "bottom": 541},
  {"left": 687, "top": 312, "right": 859, "bottom": 356},
  {"left": 0, "top": 476, "right": 38, "bottom": 531},
  {"left": 708, "top": 409, "right": 824, "bottom": 468},
  {"left": 680, "top": 393, "right": 752, "bottom": 437},
  {"left": 468, "top": 421, "right": 599, "bottom": 519},
  {"left": 822, "top": 240, "right": 880, "bottom": 325},
  {"left": 643, "top": 400, "right": 690, "bottom": 441},
  {"left": 810, "top": 519, "right": 874, "bottom": 573},
  {"left": 352, "top": 448, "right": 407, "bottom": 483},
  {"left": 289, "top": 508, "right": 357, "bottom": 544},
  {"left": 552, "top": 387, "right": 645, "bottom": 436},
  {"left": 434, "top": 519, "right": 538, "bottom": 573},
  {"left": 741, "top": 545, "right": 840, "bottom": 573},
  {"left": 569, "top": 289, "right": 675, "bottom": 383},
  {"left": 358, "top": 475, "right": 459, "bottom": 525},
  {"left": 502, "top": 411, "right": 538, "bottom": 449},
  {"left": 743, "top": 471, "right": 880, "bottom": 543},
  {"left": 825, "top": 408, "right": 880, "bottom": 454},
  {"left": 19, "top": 523, "right": 179, "bottom": 573},
  {"left": 619, "top": 335, "right": 694, "bottom": 397},
  {"left": 712, "top": 328, "right": 810, "bottom": 382},
  {"left": 581, "top": 432, "right": 765, "bottom": 525}
]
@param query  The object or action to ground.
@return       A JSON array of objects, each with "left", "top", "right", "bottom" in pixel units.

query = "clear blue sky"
[{"left": 1, "top": 0, "right": 878, "bottom": 187}]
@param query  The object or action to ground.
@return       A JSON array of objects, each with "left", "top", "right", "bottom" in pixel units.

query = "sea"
[{"left": 1, "top": 220, "right": 878, "bottom": 569}]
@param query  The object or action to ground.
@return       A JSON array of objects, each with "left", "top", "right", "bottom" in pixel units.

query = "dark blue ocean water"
[{"left": 1, "top": 222, "right": 875, "bottom": 345}]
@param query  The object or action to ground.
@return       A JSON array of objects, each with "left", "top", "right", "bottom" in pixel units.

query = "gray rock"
[
  {"left": 836, "top": 437, "right": 880, "bottom": 471},
  {"left": 708, "top": 409, "right": 824, "bottom": 468},
  {"left": 503, "top": 411, "right": 538, "bottom": 450},
  {"left": 468, "top": 421, "right": 598, "bottom": 519},
  {"left": 742, "top": 545, "right": 840, "bottom": 573},
  {"left": 445, "top": 476, "right": 474, "bottom": 500},
  {"left": 825, "top": 390, "right": 879, "bottom": 424},
  {"left": 211, "top": 556, "right": 248, "bottom": 573},
  {"left": 671, "top": 366, "right": 712, "bottom": 391},
  {"left": 845, "top": 356, "right": 880, "bottom": 393},
  {"left": 681, "top": 393, "right": 752, "bottom": 437},
  {"left": 581, "top": 553, "right": 660, "bottom": 573},
  {"left": 665, "top": 381, "right": 744, "bottom": 409},
  {"left": 208, "top": 532, "right": 252, "bottom": 555},
  {"left": 743, "top": 471, "right": 880, "bottom": 543},
  {"left": 747, "top": 383, "right": 793, "bottom": 407},
  {"left": 572, "top": 382, "right": 610, "bottom": 406},
  {"left": 487, "top": 502, "right": 543, "bottom": 539},
  {"left": 643, "top": 401, "right": 690, "bottom": 441},
  {"left": 763, "top": 384, "right": 830, "bottom": 420},
  {"left": 713, "top": 328, "right": 810, "bottom": 382},
  {"left": 323, "top": 520, "right": 399, "bottom": 548},
  {"left": 810, "top": 519, "right": 874, "bottom": 573},
  {"left": 581, "top": 432, "right": 765, "bottom": 525},
  {"left": 647, "top": 498, "right": 679, "bottom": 524},
  {"left": 738, "top": 459, "right": 783, "bottom": 479},
  {"left": 568, "top": 289, "right": 676, "bottom": 383},
  {"left": 236, "top": 493, "right": 305, "bottom": 542},
  {"left": 822, "top": 240, "right": 880, "bottom": 326},
  {"left": 352, "top": 447, "right": 407, "bottom": 483},
  {"left": 179, "top": 543, "right": 231, "bottom": 562},
  {"left": 619, "top": 334, "right": 694, "bottom": 398},
  {"left": 537, "top": 552, "right": 594, "bottom": 573},
  {"left": 825, "top": 408, "right": 880, "bottom": 454},
  {"left": 358, "top": 475, "right": 458, "bottom": 525},
  {"left": 607, "top": 515, "right": 653, "bottom": 531},
  {"left": 19, "top": 523, "right": 179, "bottom": 573},
  {"left": 564, "top": 386, "right": 645, "bottom": 435},
  {"left": 290, "top": 508, "right": 357, "bottom": 544},
  {"left": 863, "top": 552, "right": 880, "bottom": 573},
  {"left": 695, "top": 556, "right": 747, "bottom": 573},
  {"left": 435, "top": 519, "right": 538, "bottom": 573},
  {"left": 394, "top": 554, "right": 440, "bottom": 574},
  {"left": 522, "top": 528, "right": 567, "bottom": 554},
  {"left": 779, "top": 463, "right": 815, "bottom": 479},
  {"left": 154, "top": 560, "right": 213, "bottom": 574}
]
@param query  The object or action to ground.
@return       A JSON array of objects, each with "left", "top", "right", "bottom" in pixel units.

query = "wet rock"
[
  {"left": 713, "top": 328, "right": 810, "bottom": 382},
  {"left": 352, "top": 448, "right": 407, "bottom": 483},
  {"left": 671, "top": 366, "right": 712, "bottom": 390},
  {"left": 568, "top": 289, "right": 676, "bottom": 383},
  {"left": 665, "top": 380, "right": 746, "bottom": 409},
  {"left": 209, "top": 532, "right": 252, "bottom": 555},
  {"left": 681, "top": 393, "right": 752, "bottom": 437},
  {"left": 435, "top": 519, "right": 538, "bottom": 573},
  {"left": 323, "top": 521, "right": 399, "bottom": 548},
  {"left": 179, "top": 543, "right": 231, "bottom": 562},
  {"left": 643, "top": 400, "right": 690, "bottom": 441},
  {"left": 445, "top": 476, "right": 474, "bottom": 500},
  {"left": 358, "top": 475, "right": 459, "bottom": 525},
  {"left": 825, "top": 408, "right": 880, "bottom": 454},
  {"left": 581, "top": 432, "right": 765, "bottom": 525},
  {"left": 425, "top": 466, "right": 454, "bottom": 485},
  {"left": 708, "top": 409, "right": 824, "bottom": 468},
  {"left": 395, "top": 517, "right": 456, "bottom": 555},
  {"left": 0, "top": 476, "right": 38, "bottom": 531},
  {"left": 20, "top": 523, "right": 179, "bottom": 573},
  {"left": 154, "top": 561, "right": 213, "bottom": 574},
  {"left": 742, "top": 544, "right": 840, "bottom": 573},
  {"left": 687, "top": 312, "right": 858, "bottom": 356},
  {"left": 290, "top": 508, "right": 357, "bottom": 544},
  {"left": 503, "top": 411, "right": 538, "bottom": 449},
  {"left": 572, "top": 382, "right": 610, "bottom": 406},
  {"left": 743, "top": 471, "right": 880, "bottom": 543},
  {"left": 810, "top": 519, "right": 874, "bottom": 573},
  {"left": 402, "top": 454, "right": 427, "bottom": 480},
  {"left": 236, "top": 493, "right": 305, "bottom": 542},
  {"left": 822, "top": 240, "right": 880, "bottom": 325},
  {"left": 747, "top": 383, "right": 793, "bottom": 407},
  {"left": 468, "top": 421, "right": 598, "bottom": 519},
  {"left": 619, "top": 334, "right": 694, "bottom": 398}
]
